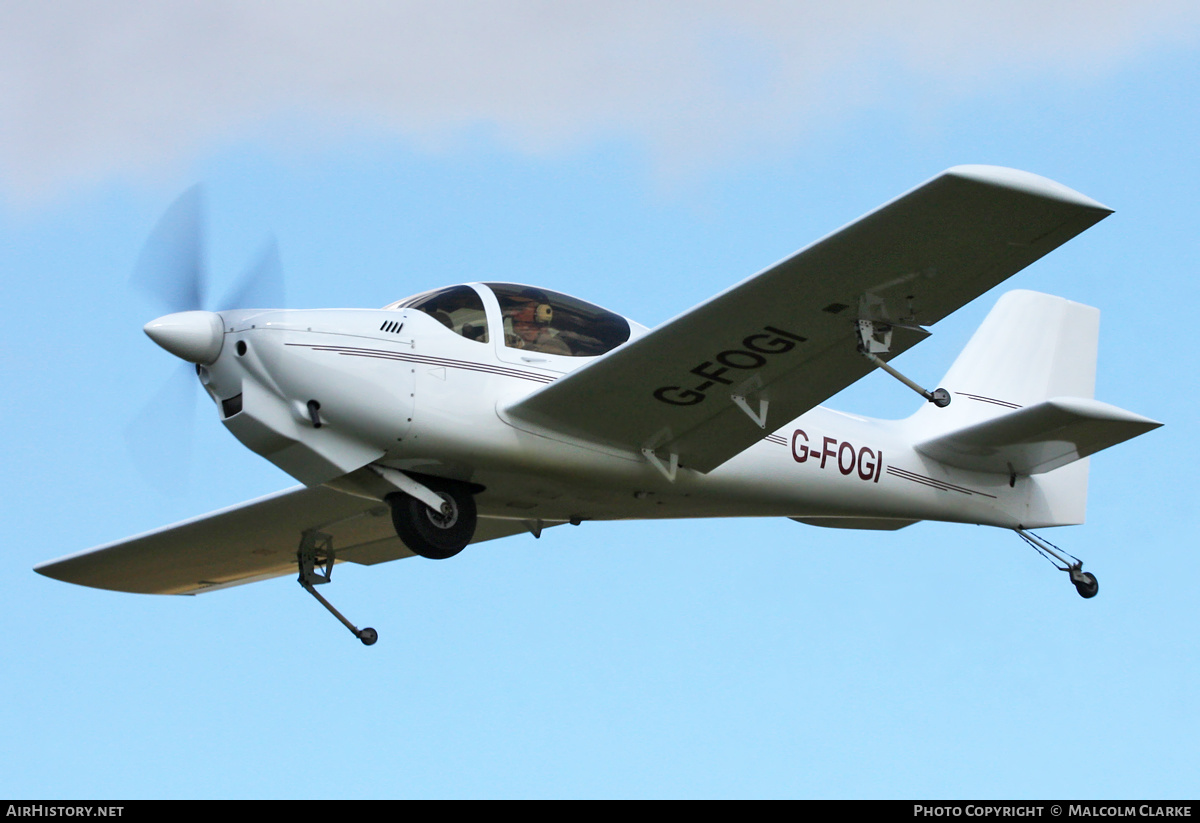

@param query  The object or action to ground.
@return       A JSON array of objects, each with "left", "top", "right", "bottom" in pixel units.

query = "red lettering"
[
  {"left": 857, "top": 447, "right": 876, "bottom": 481},
  {"left": 789, "top": 432, "right": 884, "bottom": 483},
  {"left": 820, "top": 437, "right": 837, "bottom": 469},
  {"left": 791, "top": 429, "right": 810, "bottom": 463},
  {"left": 837, "top": 441, "right": 856, "bottom": 475}
]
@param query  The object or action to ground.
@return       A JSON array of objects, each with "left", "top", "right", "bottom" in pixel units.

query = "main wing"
[
  {"left": 506, "top": 166, "right": 1112, "bottom": 473},
  {"left": 35, "top": 486, "right": 539, "bottom": 595}
]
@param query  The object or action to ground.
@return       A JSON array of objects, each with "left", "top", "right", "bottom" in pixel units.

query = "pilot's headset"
[{"left": 513, "top": 289, "right": 553, "bottom": 325}]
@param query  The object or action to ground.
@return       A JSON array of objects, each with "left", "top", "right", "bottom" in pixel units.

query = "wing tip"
[
  {"left": 33, "top": 558, "right": 72, "bottom": 581},
  {"left": 32, "top": 558, "right": 132, "bottom": 593},
  {"left": 1045, "top": 396, "right": 1164, "bottom": 431},
  {"left": 945, "top": 165, "right": 1113, "bottom": 213}
]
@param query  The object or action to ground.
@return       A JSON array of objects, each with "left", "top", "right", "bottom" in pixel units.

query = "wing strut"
[{"left": 297, "top": 529, "right": 378, "bottom": 646}]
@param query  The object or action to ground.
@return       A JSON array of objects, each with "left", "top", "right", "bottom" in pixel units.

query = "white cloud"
[{"left": 2, "top": 0, "right": 1198, "bottom": 199}]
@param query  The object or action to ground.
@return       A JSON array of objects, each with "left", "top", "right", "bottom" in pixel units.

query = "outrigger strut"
[
  {"left": 297, "top": 529, "right": 378, "bottom": 645},
  {"left": 1016, "top": 528, "right": 1099, "bottom": 599},
  {"left": 856, "top": 318, "right": 951, "bottom": 408}
]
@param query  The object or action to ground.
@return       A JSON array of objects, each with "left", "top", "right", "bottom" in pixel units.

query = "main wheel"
[
  {"left": 1073, "top": 571, "right": 1099, "bottom": 599},
  {"left": 387, "top": 478, "right": 477, "bottom": 560}
]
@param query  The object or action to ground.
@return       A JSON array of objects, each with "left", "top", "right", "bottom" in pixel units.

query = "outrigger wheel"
[
  {"left": 1015, "top": 529, "right": 1099, "bottom": 600},
  {"left": 387, "top": 477, "right": 478, "bottom": 560},
  {"left": 297, "top": 529, "right": 378, "bottom": 646},
  {"left": 1069, "top": 566, "right": 1099, "bottom": 599}
]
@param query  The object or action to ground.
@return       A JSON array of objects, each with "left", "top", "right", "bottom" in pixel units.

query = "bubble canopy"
[{"left": 386, "top": 282, "right": 633, "bottom": 357}]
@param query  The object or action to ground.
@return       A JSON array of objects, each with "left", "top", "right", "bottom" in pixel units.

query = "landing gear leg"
[
  {"left": 386, "top": 476, "right": 477, "bottom": 560},
  {"left": 297, "top": 529, "right": 378, "bottom": 645},
  {"left": 1015, "top": 528, "right": 1099, "bottom": 599}
]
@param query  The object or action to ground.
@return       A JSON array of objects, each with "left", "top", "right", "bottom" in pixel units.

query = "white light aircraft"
[{"left": 36, "top": 166, "right": 1162, "bottom": 645}]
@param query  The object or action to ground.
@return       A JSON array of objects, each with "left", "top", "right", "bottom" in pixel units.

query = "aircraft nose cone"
[{"left": 143, "top": 310, "right": 225, "bottom": 364}]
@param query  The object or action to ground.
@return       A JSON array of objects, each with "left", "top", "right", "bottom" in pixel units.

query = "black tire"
[
  {"left": 387, "top": 478, "right": 477, "bottom": 560},
  {"left": 358, "top": 627, "right": 378, "bottom": 646},
  {"left": 1074, "top": 572, "right": 1099, "bottom": 599}
]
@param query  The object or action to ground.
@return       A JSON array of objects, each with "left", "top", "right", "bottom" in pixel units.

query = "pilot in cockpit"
[{"left": 501, "top": 289, "right": 572, "bottom": 356}]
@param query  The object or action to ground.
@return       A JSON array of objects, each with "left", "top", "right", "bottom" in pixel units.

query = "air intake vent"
[
  {"left": 221, "top": 393, "right": 244, "bottom": 418},
  {"left": 379, "top": 320, "right": 404, "bottom": 334}
]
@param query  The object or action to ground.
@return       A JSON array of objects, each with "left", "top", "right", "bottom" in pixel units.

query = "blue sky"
[{"left": 3, "top": 2, "right": 1198, "bottom": 799}]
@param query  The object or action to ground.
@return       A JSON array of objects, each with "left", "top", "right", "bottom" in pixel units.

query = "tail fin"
[
  {"left": 914, "top": 289, "right": 1099, "bottom": 430},
  {"left": 910, "top": 290, "right": 1160, "bottom": 527}
]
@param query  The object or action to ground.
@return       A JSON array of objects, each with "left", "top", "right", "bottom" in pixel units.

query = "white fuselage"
[{"left": 197, "top": 300, "right": 1045, "bottom": 532}]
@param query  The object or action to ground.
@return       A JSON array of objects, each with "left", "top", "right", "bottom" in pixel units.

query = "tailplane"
[{"left": 910, "top": 290, "right": 1160, "bottom": 526}]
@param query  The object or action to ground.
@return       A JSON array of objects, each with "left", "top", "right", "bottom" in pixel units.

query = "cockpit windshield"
[
  {"left": 487, "top": 283, "right": 630, "bottom": 357},
  {"left": 385, "top": 283, "right": 632, "bottom": 357},
  {"left": 387, "top": 285, "right": 489, "bottom": 343}
]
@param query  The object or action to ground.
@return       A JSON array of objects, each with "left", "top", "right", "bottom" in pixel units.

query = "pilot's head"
[{"left": 504, "top": 291, "right": 553, "bottom": 337}]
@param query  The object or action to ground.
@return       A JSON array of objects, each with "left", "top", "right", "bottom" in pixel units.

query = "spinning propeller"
[
  {"left": 134, "top": 186, "right": 285, "bottom": 347},
  {"left": 126, "top": 187, "right": 286, "bottom": 488}
]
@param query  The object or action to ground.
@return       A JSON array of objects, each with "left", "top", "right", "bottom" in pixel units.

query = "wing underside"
[
  {"left": 506, "top": 166, "right": 1112, "bottom": 473},
  {"left": 35, "top": 485, "right": 542, "bottom": 595}
]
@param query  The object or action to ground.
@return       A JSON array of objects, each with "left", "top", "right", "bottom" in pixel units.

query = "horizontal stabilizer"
[{"left": 915, "top": 396, "right": 1161, "bottom": 475}]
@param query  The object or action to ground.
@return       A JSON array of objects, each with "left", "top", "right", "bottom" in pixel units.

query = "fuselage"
[{"left": 186, "top": 282, "right": 1047, "bottom": 532}]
